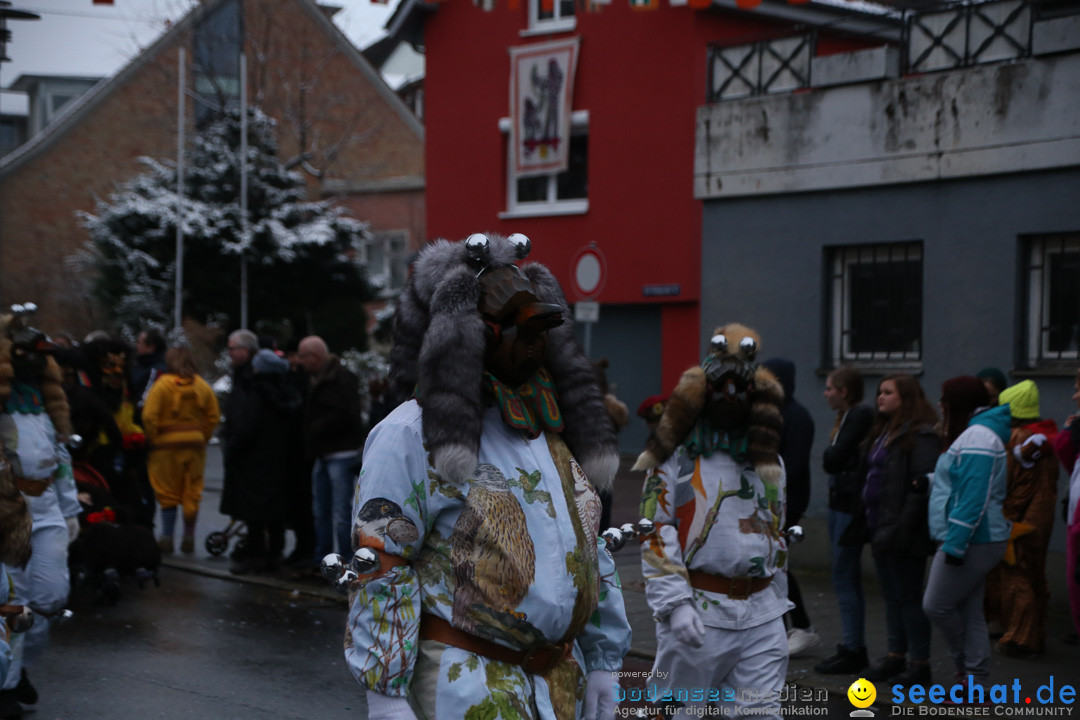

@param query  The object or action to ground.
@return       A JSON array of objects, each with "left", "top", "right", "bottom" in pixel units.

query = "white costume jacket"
[
  {"left": 346, "top": 401, "right": 631, "bottom": 720},
  {"left": 640, "top": 444, "right": 791, "bottom": 629}
]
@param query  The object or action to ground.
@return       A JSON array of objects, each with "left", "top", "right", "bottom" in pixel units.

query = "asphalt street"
[{"left": 23, "top": 445, "right": 1080, "bottom": 719}]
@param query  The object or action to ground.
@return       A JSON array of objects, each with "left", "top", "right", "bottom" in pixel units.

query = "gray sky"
[{"left": 1, "top": 0, "right": 398, "bottom": 87}]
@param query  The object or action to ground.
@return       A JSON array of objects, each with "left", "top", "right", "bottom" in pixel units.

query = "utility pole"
[
  {"left": 174, "top": 47, "right": 185, "bottom": 330},
  {"left": 239, "top": 52, "right": 249, "bottom": 330}
]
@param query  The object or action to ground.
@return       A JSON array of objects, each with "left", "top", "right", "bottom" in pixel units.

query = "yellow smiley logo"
[{"left": 848, "top": 678, "right": 877, "bottom": 709}]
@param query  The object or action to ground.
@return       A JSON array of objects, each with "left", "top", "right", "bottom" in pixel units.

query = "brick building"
[{"left": 0, "top": 0, "right": 424, "bottom": 339}]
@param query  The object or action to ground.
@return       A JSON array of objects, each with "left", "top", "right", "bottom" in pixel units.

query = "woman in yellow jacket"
[{"left": 142, "top": 346, "right": 220, "bottom": 554}]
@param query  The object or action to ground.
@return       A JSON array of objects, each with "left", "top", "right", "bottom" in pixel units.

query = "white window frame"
[
  {"left": 46, "top": 91, "right": 74, "bottom": 123},
  {"left": 828, "top": 242, "right": 923, "bottom": 367},
  {"left": 359, "top": 230, "right": 410, "bottom": 298},
  {"left": 522, "top": 0, "right": 576, "bottom": 36},
  {"left": 1025, "top": 233, "right": 1080, "bottom": 366},
  {"left": 498, "top": 110, "right": 589, "bottom": 219}
]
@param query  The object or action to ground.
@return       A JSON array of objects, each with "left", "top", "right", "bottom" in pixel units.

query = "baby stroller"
[
  {"left": 204, "top": 518, "right": 248, "bottom": 557},
  {"left": 69, "top": 462, "right": 161, "bottom": 605}
]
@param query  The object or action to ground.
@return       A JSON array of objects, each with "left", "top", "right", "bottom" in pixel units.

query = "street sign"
[
  {"left": 572, "top": 245, "right": 606, "bottom": 300},
  {"left": 575, "top": 300, "right": 600, "bottom": 323}
]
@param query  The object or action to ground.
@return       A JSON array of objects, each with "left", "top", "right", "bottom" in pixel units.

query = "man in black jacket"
[
  {"left": 297, "top": 336, "right": 364, "bottom": 564},
  {"left": 762, "top": 357, "right": 818, "bottom": 658}
]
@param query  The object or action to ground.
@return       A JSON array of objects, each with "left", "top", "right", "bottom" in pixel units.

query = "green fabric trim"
[
  {"left": 4, "top": 382, "right": 45, "bottom": 415},
  {"left": 484, "top": 369, "right": 564, "bottom": 439},
  {"left": 683, "top": 417, "right": 748, "bottom": 462}
]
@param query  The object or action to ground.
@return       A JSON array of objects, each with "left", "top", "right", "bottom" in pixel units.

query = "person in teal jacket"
[{"left": 924, "top": 376, "right": 1011, "bottom": 691}]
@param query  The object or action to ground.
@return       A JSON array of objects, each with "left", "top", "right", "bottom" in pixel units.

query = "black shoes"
[
  {"left": 864, "top": 654, "right": 906, "bottom": 681},
  {"left": 14, "top": 670, "right": 36, "bottom": 706},
  {"left": 229, "top": 554, "right": 280, "bottom": 575},
  {"left": 893, "top": 661, "right": 932, "bottom": 686},
  {"left": 0, "top": 693, "right": 22, "bottom": 720},
  {"left": 815, "top": 644, "right": 869, "bottom": 675},
  {"left": 0, "top": 670, "right": 37, "bottom": 720},
  {"left": 229, "top": 555, "right": 258, "bottom": 575}
]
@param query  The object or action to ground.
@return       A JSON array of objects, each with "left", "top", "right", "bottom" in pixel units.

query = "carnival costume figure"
[
  {"left": 633, "top": 325, "right": 791, "bottom": 720},
  {"left": 344, "top": 233, "right": 631, "bottom": 720},
  {"left": 79, "top": 338, "right": 155, "bottom": 528},
  {"left": 0, "top": 305, "right": 80, "bottom": 712}
]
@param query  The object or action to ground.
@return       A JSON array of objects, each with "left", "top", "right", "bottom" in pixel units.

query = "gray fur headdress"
[{"left": 390, "top": 233, "right": 619, "bottom": 490}]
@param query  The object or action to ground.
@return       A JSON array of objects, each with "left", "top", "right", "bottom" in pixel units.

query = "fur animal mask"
[
  {"left": 389, "top": 233, "right": 619, "bottom": 490},
  {"left": 0, "top": 309, "right": 73, "bottom": 440},
  {"left": 632, "top": 323, "right": 784, "bottom": 485}
]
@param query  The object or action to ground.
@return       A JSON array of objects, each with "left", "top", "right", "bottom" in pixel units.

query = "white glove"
[
  {"left": 1013, "top": 433, "right": 1048, "bottom": 469},
  {"left": 669, "top": 601, "right": 705, "bottom": 648},
  {"left": 366, "top": 691, "right": 418, "bottom": 720},
  {"left": 582, "top": 669, "right": 617, "bottom": 720},
  {"left": 66, "top": 516, "right": 80, "bottom": 543}
]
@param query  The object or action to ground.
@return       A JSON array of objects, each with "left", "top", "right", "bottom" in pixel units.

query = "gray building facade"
[{"left": 695, "top": 0, "right": 1080, "bottom": 527}]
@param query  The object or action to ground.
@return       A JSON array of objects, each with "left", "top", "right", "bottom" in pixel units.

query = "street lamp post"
[{"left": 0, "top": 2, "right": 39, "bottom": 64}]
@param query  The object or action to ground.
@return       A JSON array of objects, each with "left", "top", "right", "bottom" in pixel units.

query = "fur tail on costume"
[
  {"left": 746, "top": 366, "right": 784, "bottom": 486},
  {"left": 417, "top": 263, "right": 487, "bottom": 484},
  {"left": 632, "top": 367, "right": 706, "bottom": 472},
  {"left": 390, "top": 239, "right": 458, "bottom": 406},
  {"left": 41, "top": 355, "right": 73, "bottom": 439},
  {"left": 524, "top": 263, "right": 619, "bottom": 493},
  {"left": 0, "top": 460, "right": 32, "bottom": 567}
]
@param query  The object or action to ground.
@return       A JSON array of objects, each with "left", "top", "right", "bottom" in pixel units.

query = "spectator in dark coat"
[
  {"left": 219, "top": 333, "right": 302, "bottom": 574},
  {"left": 282, "top": 351, "right": 316, "bottom": 569},
  {"left": 131, "top": 328, "right": 168, "bottom": 423},
  {"left": 762, "top": 357, "right": 818, "bottom": 657},
  {"left": 297, "top": 336, "right": 365, "bottom": 563}
]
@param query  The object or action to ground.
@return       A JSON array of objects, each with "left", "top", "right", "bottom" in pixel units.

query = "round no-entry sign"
[{"left": 572, "top": 245, "right": 606, "bottom": 300}]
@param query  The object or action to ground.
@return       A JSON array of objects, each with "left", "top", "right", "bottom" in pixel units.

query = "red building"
[{"left": 415, "top": 0, "right": 885, "bottom": 449}]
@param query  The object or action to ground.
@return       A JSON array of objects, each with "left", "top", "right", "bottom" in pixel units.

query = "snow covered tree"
[{"left": 81, "top": 106, "right": 374, "bottom": 348}]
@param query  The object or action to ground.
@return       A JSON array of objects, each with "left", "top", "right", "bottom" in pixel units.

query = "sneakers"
[
  {"left": 157, "top": 536, "right": 174, "bottom": 554},
  {"left": 864, "top": 654, "right": 906, "bottom": 682},
  {"left": 180, "top": 535, "right": 195, "bottom": 554},
  {"left": 815, "top": 644, "right": 869, "bottom": 674},
  {"left": 788, "top": 627, "right": 821, "bottom": 656}
]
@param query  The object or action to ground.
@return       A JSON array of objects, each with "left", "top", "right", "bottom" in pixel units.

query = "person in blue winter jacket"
[{"left": 923, "top": 376, "right": 1012, "bottom": 691}]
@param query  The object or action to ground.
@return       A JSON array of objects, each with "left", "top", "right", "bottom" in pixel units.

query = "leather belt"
[
  {"left": 0, "top": 605, "right": 27, "bottom": 619},
  {"left": 419, "top": 614, "right": 572, "bottom": 676},
  {"left": 687, "top": 570, "right": 773, "bottom": 600},
  {"left": 15, "top": 477, "right": 52, "bottom": 497}
]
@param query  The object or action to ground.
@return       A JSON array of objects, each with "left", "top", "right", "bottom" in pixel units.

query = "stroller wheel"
[
  {"left": 205, "top": 531, "right": 228, "bottom": 556},
  {"left": 99, "top": 568, "right": 121, "bottom": 605}
]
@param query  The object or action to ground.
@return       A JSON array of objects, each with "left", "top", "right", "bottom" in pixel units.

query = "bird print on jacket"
[{"left": 450, "top": 463, "right": 536, "bottom": 634}]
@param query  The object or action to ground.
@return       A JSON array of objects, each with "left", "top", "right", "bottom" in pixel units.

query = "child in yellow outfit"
[{"left": 141, "top": 346, "right": 220, "bottom": 553}]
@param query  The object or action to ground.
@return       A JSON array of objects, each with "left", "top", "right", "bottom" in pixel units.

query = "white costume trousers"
[
  {"left": 650, "top": 615, "right": 788, "bottom": 720},
  {"left": 1, "top": 514, "right": 70, "bottom": 691}
]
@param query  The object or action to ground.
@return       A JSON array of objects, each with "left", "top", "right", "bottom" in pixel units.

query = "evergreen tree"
[{"left": 81, "top": 106, "right": 373, "bottom": 349}]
